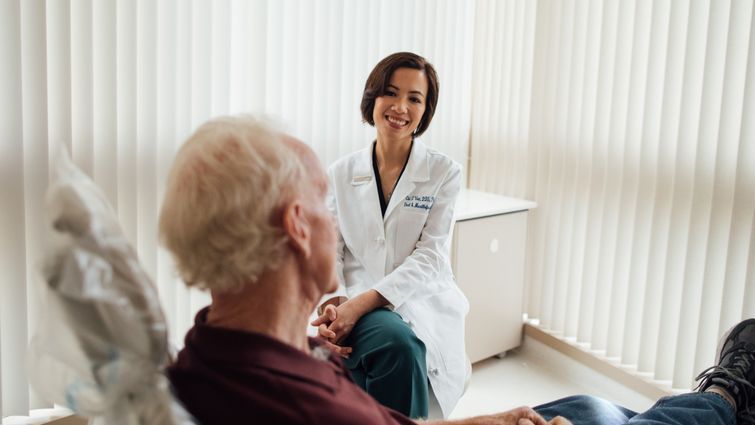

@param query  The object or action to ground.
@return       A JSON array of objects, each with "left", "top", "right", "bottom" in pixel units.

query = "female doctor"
[{"left": 312, "top": 52, "right": 469, "bottom": 419}]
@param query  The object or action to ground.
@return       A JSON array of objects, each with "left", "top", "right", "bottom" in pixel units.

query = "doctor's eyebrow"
[{"left": 387, "top": 84, "right": 425, "bottom": 97}]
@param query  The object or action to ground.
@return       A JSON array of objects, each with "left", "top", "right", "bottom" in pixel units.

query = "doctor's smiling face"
[
  {"left": 372, "top": 67, "right": 428, "bottom": 145},
  {"left": 361, "top": 52, "right": 440, "bottom": 141}
]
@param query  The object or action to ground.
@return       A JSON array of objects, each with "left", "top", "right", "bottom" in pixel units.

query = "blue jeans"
[{"left": 535, "top": 393, "right": 736, "bottom": 425}]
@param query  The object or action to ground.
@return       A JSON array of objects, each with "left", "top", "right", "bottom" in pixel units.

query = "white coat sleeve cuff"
[{"left": 373, "top": 280, "right": 406, "bottom": 311}]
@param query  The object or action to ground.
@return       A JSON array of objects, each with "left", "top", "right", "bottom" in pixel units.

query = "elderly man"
[{"left": 159, "top": 115, "right": 754, "bottom": 425}]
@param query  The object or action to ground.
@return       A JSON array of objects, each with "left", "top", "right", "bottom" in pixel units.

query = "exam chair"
[{"left": 27, "top": 147, "right": 195, "bottom": 425}]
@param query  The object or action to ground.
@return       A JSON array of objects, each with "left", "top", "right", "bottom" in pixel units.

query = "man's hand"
[
  {"left": 476, "top": 406, "right": 551, "bottom": 425},
  {"left": 419, "top": 406, "right": 572, "bottom": 425}
]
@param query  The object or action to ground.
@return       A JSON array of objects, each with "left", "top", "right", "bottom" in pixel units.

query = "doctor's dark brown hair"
[{"left": 360, "top": 52, "right": 439, "bottom": 138}]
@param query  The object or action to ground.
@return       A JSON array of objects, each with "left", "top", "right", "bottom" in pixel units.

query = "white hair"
[{"left": 159, "top": 115, "right": 306, "bottom": 293}]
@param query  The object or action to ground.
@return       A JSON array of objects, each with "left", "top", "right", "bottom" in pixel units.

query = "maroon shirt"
[{"left": 167, "top": 308, "right": 415, "bottom": 425}]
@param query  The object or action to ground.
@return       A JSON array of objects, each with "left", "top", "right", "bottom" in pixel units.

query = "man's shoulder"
[
  {"left": 167, "top": 330, "right": 412, "bottom": 425},
  {"left": 169, "top": 354, "right": 412, "bottom": 425}
]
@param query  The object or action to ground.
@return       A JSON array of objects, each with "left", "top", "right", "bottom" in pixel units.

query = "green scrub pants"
[{"left": 342, "top": 308, "right": 429, "bottom": 419}]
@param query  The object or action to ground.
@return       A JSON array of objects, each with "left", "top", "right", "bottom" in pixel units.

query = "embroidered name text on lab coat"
[{"left": 404, "top": 195, "right": 435, "bottom": 210}]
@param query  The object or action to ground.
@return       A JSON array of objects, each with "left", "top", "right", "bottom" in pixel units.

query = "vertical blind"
[
  {"left": 470, "top": 0, "right": 754, "bottom": 392},
  {"left": 0, "top": 0, "right": 476, "bottom": 417},
  {"left": 3, "top": 0, "right": 754, "bottom": 419}
]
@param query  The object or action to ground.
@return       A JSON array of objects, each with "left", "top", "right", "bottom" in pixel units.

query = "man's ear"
[{"left": 282, "top": 201, "right": 311, "bottom": 258}]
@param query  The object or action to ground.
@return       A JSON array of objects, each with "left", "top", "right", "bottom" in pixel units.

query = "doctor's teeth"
[{"left": 387, "top": 116, "right": 408, "bottom": 126}]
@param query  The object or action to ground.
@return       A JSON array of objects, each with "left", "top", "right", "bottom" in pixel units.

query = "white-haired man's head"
[{"left": 159, "top": 115, "right": 326, "bottom": 294}]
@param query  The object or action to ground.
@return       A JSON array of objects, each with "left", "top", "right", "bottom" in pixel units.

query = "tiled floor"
[{"left": 449, "top": 336, "right": 657, "bottom": 419}]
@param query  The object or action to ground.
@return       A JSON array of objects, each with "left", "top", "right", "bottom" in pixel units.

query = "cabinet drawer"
[{"left": 452, "top": 212, "right": 528, "bottom": 363}]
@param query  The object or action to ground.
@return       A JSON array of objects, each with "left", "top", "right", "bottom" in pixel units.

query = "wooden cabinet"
[{"left": 451, "top": 190, "right": 536, "bottom": 364}]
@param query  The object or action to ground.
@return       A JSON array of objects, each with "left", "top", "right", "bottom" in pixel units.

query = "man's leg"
[
  {"left": 342, "top": 308, "right": 429, "bottom": 419},
  {"left": 537, "top": 318, "right": 753, "bottom": 425},
  {"left": 534, "top": 393, "right": 735, "bottom": 425},
  {"left": 696, "top": 318, "right": 755, "bottom": 423},
  {"left": 534, "top": 395, "right": 637, "bottom": 425},
  {"left": 624, "top": 392, "right": 735, "bottom": 425}
]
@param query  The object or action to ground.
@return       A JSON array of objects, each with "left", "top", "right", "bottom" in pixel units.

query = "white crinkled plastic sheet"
[{"left": 27, "top": 146, "right": 196, "bottom": 425}]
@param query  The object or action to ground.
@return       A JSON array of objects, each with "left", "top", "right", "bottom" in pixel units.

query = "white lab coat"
[{"left": 326, "top": 139, "right": 469, "bottom": 418}]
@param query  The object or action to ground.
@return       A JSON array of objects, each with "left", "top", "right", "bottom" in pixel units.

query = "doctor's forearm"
[{"left": 350, "top": 289, "right": 389, "bottom": 317}]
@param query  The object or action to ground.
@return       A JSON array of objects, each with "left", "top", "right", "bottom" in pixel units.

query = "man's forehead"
[
  {"left": 282, "top": 135, "right": 312, "bottom": 161},
  {"left": 281, "top": 135, "right": 327, "bottom": 183},
  {"left": 282, "top": 134, "right": 320, "bottom": 169}
]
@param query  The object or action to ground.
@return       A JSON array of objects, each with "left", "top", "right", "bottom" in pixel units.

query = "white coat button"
[
  {"left": 430, "top": 367, "right": 439, "bottom": 376},
  {"left": 375, "top": 236, "right": 385, "bottom": 245},
  {"left": 407, "top": 320, "right": 414, "bottom": 328}
]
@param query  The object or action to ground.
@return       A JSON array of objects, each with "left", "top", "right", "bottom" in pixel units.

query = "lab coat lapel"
[
  {"left": 349, "top": 144, "right": 384, "bottom": 236},
  {"left": 347, "top": 143, "right": 387, "bottom": 280},
  {"left": 384, "top": 139, "right": 430, "bottom": 220}
]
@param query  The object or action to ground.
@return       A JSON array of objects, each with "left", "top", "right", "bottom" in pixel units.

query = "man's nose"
[{"left": 330, "top": 214, "right": 338, "bottom": 230}]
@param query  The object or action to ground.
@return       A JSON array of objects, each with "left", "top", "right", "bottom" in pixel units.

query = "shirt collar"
[{"left": 184, "top": 307, "right": 346, "bottom": 391}]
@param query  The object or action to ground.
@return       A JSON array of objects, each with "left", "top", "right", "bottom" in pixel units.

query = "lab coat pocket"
[{"left": 395, "top": 209, "right": 429, "bottom": 260}]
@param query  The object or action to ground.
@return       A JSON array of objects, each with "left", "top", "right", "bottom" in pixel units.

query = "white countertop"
[{"left": 454, "top": 189, "right": 537, "bottom": 221}]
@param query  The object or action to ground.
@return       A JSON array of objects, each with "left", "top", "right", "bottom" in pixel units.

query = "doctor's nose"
[{"left": 391, "top": 101, "right": 408, "bottom": 114}]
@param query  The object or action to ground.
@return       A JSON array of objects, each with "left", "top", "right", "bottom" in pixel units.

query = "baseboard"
[
  {"left": 524, "top": 323, "right": 674, "bottom": 402},
  {"left": 43, "top": 416, "right": 88, "bottom": 425}
]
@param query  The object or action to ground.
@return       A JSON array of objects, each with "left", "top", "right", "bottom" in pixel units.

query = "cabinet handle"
[{"left": 489, "top": 238, "right": 499, "bottom": 254}]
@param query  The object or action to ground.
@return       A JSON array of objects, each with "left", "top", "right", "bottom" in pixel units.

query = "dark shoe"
[{"left": 696, "top": 318, "right": 755, "bottom": 423}]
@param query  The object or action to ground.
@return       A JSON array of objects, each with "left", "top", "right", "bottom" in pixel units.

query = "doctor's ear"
[{"left": 282, "top": 201, "right": 311, "bottom": 257}]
